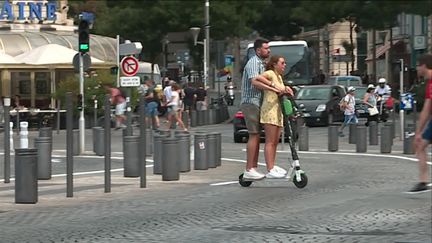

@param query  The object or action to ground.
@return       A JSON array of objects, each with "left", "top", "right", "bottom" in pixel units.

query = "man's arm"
[{"left": 252, "top": 74, "right": 280, "bottom": 93}]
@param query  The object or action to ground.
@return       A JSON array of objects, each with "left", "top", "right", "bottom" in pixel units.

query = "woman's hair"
[
  {"left": 367, "top": 87, "right": 374, "bottom": 92},
  {"left": 265, "top": 55, "right": 284, "bottom": 71},
  {"left": 171, "top": 83, "right": 180, "bottom": 91}
]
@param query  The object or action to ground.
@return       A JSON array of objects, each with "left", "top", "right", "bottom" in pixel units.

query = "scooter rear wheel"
[
  {"left": 293, "top": 173, "right": 308, "bottom": 188},
  {"left": 239, "top": 173, "right": 253, "bottom": 187}
]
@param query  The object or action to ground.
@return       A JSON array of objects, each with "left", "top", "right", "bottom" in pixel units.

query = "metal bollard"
[
  {"left": 403, "top": 124, "right": 415, "bottom": 154},
  {"left": 190, "top": 110, "right": 197, "bottom": 127},
  {"left": 215, "top": 132, "right": 222, "bottom": 167},
  {"left": 356, "top": 126, "right": 367, "bottom": 153},
  {"left": 197, "top": 110, "right": 204, "bottom": 126},
  {"left": 123, "top": 136, "right": 140, "bottom": 177},
  {"left": 94, "top": 127, "right": 104, "bottom": 156},
  {"left": 73, "top": 129, "right": 80, "bottom": 156},
  {"left": 385, "top": 123, "right": 394, "bottom": 145},
  {"left": 19, "top": 121, "right": 29, "bottom": 148},
  {"left": 207, "top": 132, "right": 218, "bottom": 168},
  {"left": 298, "top": 126, "right": 309, "bottom": 151},
  {"left": 215, "top": 107, "right": 221, "bottom": 123},
  {"left": 348, "top": 124, "right": 357, "bottom": 144},
  {"left": 328, "top": 126, "right": 339, "bottom": 152},
  {"left": 175, "top": 132, "right": 191, "bottom": 172},
  {"left": 194, "top": 132, "right": 208, "bottom": 170},
  {"left": 161, "top": 137, "right": 179, "bottom": 181},
  {"left": 39, "top": 127, "right": 52, "bottom": 139},
  {"left": 146, "top": 128, "right": 153, "bottom": 156},
  {"left": 369, "top": 121, "right": 378, "bottom": 145},
  {"left": 380, "top": 125, "right": 392, "bottom": 153},
  {"left": 208, "top": 108, "right": 214, "bottom": 125},
  {"left": 34, "top": 137, "right": 52, "bottom": 180},
  {"left": 10, "top": 122, "right": 14, "bottom": 152},
  {"left": 15, "top": 148, "right": 38, "bottom": 204},
  {"left": 153, "top": 132, "right": 169, "bottom": 174},
  {"left": 204, "top": 109, "right": 210, "bottom": 125}
]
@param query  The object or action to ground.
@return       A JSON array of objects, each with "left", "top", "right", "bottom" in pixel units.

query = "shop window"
[{"left": 35, "top": 72, "right": 50, "bottom": 94}]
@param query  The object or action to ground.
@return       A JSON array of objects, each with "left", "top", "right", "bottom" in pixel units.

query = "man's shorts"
[
  {"left": 343, "top": 114, "right": 358, "bottom": 125},
  {"left": 145, "top": 101, "right": 159, "bottom": 116},
  {"left": 240, "top": 103, "right": 260, "bottom": 134},
  {"left": 115, "top": 102, "right": 126, "bottom": 116},
  {"left": 422, "top": 120, "right": 432, "bottom": 142},
  {"left": 196, "top": 101, "right": 207, "bottom": 111}
]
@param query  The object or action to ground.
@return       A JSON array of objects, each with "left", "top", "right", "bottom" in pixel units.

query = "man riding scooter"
[
  {"left": 224, "top": 76, "right": 236, "bottom": 106},
  {"left": 374, "top": 78, "right": 392, "bottom": 122}
]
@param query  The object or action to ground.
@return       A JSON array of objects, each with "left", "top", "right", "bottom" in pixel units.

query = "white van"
[{"left": 136, "top": 62, "right": 161, "bottom": 84}]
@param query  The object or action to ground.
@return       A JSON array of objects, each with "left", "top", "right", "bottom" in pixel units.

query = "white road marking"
[{"left": 210, "top": 181, "right": 238, "bottom": 186}]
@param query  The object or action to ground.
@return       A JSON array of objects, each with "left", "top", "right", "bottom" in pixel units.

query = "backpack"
[{"left": 339, "top": 96, "right": 351, "bottom": 111}]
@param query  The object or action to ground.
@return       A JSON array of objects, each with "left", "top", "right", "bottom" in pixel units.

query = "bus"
[{"left": 246, "top": 41, "right": 313, "bottom": 85}]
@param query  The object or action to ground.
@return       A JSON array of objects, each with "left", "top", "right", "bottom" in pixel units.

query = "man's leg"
[
  {"left": 246, "top": 133, "right": 260, "bottom": 170},
  {"left": 415, "top": 139, "right": 430, "bottom": 183}
]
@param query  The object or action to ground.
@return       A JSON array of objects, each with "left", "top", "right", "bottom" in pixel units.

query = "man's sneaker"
[
  {"left": 243, "top": 168, "right": 265, "bottom": 180},
  {"left": 266, "top": 168, "right": 285, "bottom": 179},
  {"left": 405, "top": 182, "right": 432, "bottom": 194},
  {"left": 273, "top": 165, "right": 287, "bottom": 175}
]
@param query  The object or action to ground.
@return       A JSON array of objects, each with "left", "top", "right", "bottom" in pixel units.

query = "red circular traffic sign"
[{"left": 120, "top": 56, "right": 139, "bottom": 76}]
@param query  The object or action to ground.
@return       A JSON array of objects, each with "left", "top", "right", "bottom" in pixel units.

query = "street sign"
[
  {"left": 120, "top": 76, "right": 140, "bottom": 87},
  {"left": 119, "top": 42, "right": 143, "bottom": 55},
  {"left": 73, "top": 53, "right": 91, "bottom": 72},
  {"left": 120, "top": 56, "right": 139, "bottom": 76}
]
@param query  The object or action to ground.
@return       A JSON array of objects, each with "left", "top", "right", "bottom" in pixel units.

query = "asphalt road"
[{"left": 0, "top": 123, "right": 431, "bottom": 242}]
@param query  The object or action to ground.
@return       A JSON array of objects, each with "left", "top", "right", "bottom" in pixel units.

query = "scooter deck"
[{"left": 242, "top": 175, "right": 291, "bottom": 182}]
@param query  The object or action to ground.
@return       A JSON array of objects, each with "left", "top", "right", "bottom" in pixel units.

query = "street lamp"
[{"left": 190, "top": 27, "right": 208, "bottom": 89}]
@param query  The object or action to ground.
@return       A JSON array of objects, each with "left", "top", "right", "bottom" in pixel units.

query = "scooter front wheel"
[
  {"left": 293, "top": 173, "right": 308, "bottom": 188},
  {"left": 239, "top": 173, "right": 253, "bottom": 187}
]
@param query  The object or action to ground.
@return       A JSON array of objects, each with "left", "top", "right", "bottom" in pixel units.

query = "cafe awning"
[{"left": 14, "top": 44, "right": 104, "bottom": 65}]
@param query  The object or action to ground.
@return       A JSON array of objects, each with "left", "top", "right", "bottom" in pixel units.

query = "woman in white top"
[{"left": 166, "top": 83, "right": 187, "bottom": 131}]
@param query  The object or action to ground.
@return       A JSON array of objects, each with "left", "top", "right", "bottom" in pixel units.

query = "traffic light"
[{"left": 78, "top": 20, "right": 90, "bottom": 53}]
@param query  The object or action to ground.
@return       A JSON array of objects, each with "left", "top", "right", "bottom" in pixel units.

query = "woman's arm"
[
  {"left": 363, "top": 93, "right": 373, "bottom": 107},
  {"left": 252, "top": 73, "right": 281, "bottom": 93}
]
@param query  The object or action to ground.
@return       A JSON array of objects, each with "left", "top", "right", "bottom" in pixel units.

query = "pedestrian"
[
  {"left": 162, "top": 80, "right": 175, "bottom": 124},
  {"left": 407, "top": 54, "right": 432, "bottom": 193},
  {"left": 363, "top": 84, "right": 379, "bottom": 126},
  {"left": 143, "top": 80, "right": 160, "bottom": 129},
  {"left": 103, "top": 84, "right": 126, "bottom": 129},
  {"left": 338, "top": 86, "right": 358, "bottom": 137},
  {"left": 240, "top": 38, "right": 285, "bottom": 180},
  {"left": 183, "top": 82, "right": 196, "bottom": 113},
  {"left": 252, "top": 55, "right": 293, "bottom": 178},
  {"left": 166, "top": 83, "right": 187, "bottom": 131},
  {"left": 195, "top": 85, "right": 207, "bottom": 111}
]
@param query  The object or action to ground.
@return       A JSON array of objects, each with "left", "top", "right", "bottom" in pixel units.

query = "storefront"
[{"left": 1, "top": 0, "right": 116, "bottom": 109}]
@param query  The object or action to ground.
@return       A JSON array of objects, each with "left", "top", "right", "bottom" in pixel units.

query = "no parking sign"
[{"left": 120, "top": 56, "right": 139, "bottom": 77}]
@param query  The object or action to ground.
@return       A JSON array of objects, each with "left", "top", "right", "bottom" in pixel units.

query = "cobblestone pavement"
[{"left": 0, "top": 150, "right": 430, "bottom": 243}]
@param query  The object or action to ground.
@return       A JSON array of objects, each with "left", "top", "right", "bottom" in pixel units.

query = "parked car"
[
  {"left": 327, "top": 75, "right": 362, "bottom": 87},
  {"left": 295, "top": 85, "right": 346, "bottom": 126}
]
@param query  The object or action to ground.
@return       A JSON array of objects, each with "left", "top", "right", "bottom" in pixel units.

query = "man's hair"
[
  {"left": 253, "top": 38, "right": 269, "bottom": 52},
  {"left": 418, "top": 54, "right": 432, "bottom": 69}
]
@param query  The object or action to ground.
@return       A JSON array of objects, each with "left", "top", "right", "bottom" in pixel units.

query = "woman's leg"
[
  {"left": 264, "top": 124, "right": 281, "bottom": 171},
  {"left": 176, "top": 111, "right": 187, "bottom": 130}
]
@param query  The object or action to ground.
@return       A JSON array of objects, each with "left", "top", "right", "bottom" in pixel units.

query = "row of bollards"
[
  {"left": 189, "top": 107, "right": 230, "bottom": 128},
  {"left": 326, "top": 122, "right": 412, "bottom": 154}
]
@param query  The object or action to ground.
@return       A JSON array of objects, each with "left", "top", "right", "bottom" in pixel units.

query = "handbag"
[{"left": 368, "top": 106, "right": 379, "bottom": 116}]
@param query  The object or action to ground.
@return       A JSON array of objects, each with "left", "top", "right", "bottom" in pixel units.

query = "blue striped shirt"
[{"left": 240, "top": 55, "right": 265, "bottom": 107}]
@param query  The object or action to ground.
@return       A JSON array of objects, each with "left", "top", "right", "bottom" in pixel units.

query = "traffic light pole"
[
  {"left": 79, "top": 53, "right": 85, "bottom": 154},
  {"left": 399, "top": 58, "right": 404, "bottom": 141}
]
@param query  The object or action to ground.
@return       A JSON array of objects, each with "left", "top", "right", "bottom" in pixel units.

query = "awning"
[
  {"left": 0, "top": 53, "right": 20, "bottom": 64},
  {"left": 365, "top": 40, "right": 403, "bottom": 62}
]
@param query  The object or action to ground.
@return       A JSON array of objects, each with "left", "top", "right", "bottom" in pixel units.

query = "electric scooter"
[{"left": 238, "top": 95, "right": 308, "bottom": 188}]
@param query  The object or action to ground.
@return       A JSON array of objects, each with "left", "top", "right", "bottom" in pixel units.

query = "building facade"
[{"left": 0, "top": 0, "right": 116, "bottom": 109}]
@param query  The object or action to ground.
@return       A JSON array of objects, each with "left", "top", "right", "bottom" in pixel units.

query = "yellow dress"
[{"left": 260, "top": 70, "right": 284, "bottom": 127}]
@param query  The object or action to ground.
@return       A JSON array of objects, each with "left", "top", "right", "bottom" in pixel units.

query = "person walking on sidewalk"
[
  {"left": 253, "top": 55, "right": 293, "bottom": 178},
  {"left": 407, "top": 54, "right": 432, "bottom": 193},
  {"left": 240, "top": 38, "right": 284, "bottom": 180},
  {"left": 338, "top": 86, "right": 358, "bottom": 137},
  {"left": 104, "top": 84, "right": 126, "bottom": 129}
]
